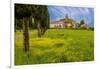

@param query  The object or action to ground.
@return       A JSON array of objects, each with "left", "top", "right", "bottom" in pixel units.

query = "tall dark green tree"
[
  {"left": 15, "top": 4, "right": 50, "bottom": 52},
  {"left": 79, "top": 20, "right": 85, "bottom": 27},
  {"left": 30, "top": 5, "right": 49, "bottom": 37},
  {"left": 15, "top": 4, "right": 32, "bottom": 52}
]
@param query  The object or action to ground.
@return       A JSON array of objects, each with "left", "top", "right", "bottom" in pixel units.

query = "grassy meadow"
[{"left": 15, "top": 29, "right": 94, "bottom": 65}]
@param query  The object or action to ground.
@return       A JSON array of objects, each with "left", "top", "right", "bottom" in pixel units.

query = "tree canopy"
[{"left": 15, "top": 4, "right": 50, "bottom": 30}]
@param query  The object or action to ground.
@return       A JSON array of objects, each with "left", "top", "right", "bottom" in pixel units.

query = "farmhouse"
[
  {"left": 50, "top": 20, "right": 66, "bottom": 28},
  {"left": 50, "top": 16, "right": 78, "bottom": 29}
]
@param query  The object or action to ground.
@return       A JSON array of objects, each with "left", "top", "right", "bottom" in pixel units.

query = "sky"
[{"left": 47, "top": 5, "right": 94, "bottom": 27}]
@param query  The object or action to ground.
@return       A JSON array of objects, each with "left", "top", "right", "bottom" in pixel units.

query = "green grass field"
[{"left": 15, "top": 29, "right": 94, "bottom": 65}]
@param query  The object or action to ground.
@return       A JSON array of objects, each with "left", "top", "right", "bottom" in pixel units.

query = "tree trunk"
[
  {"left": 37, "top": 20, "right": 42, "bottom": 37},
  {"left": 41, "top": 27, "right": 45, "bottom": 35},
  {"left": 23, "top": 17, "right": 29, "bottom": 52}
]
